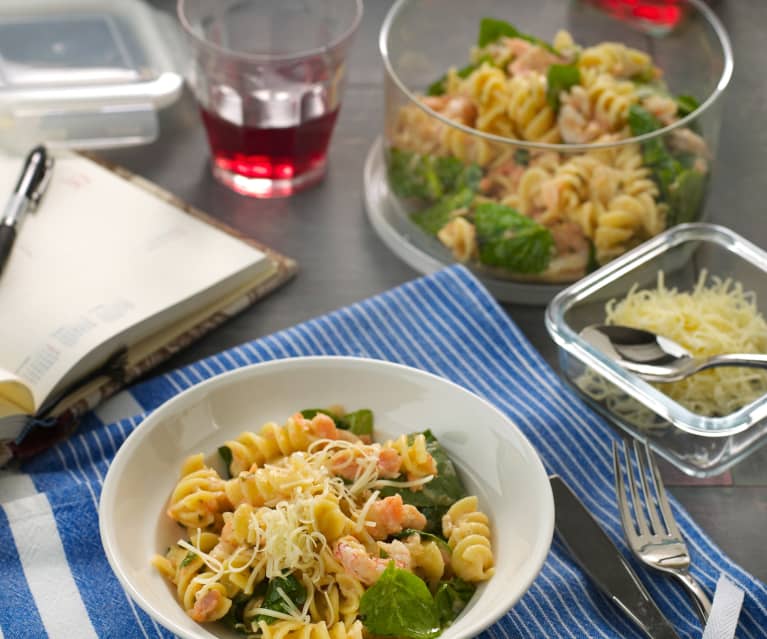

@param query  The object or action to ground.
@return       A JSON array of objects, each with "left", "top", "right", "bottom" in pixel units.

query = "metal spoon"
[{"left": 579, "top": 324, "right": 767, "bottom": 383}]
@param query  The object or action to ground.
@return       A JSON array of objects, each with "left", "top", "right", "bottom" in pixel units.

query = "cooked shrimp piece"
[
  {"left": 333, "top": 536, "right": 410, "bottom": 585},
  {"left": 209, "top": 519, "right": 237, "bottom": 562},
  {"left": 422, "top": 95, "right": 477, "bottom": 126},
  {"left": 190, "top": 588, "right": 228, "bottom": 622},
  {"left": 506, "top": 38, "right": 563, "bottom": 75},
  {"left": 642, "top": 94, "right": 678, "bottom": 126},
  {"left": 558, "top": 86, "right": 604, "bottom": 144},
  {"left": 365, "top": 494, "right": 427, "bottom": 540},
  {"left": 329, "top": 445, "right": 402, "bottom": 481},
  {"left": 551, "top": 220, "right": 589, "bottom": 255},
  {"left": 669, "top": 128, "right": 710, "bottom": 158}
]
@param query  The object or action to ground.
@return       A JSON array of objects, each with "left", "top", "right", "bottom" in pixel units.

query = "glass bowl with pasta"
[
  {"left": 546, "top": 223, "right": 767, "bottom": 477},
  {"left": 99, "top": 357, "right": 553, "bottom": 639},
  {"left": 367, "top": 0, "right": 733, "bottom": 304}
]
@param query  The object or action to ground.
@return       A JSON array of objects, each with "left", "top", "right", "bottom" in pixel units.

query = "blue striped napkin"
[{"left": 1, "top": 265, "right": 765, "bottom": 639}]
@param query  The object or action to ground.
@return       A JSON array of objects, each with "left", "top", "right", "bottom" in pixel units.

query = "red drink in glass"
[
  {"left": 200, "top": 107, "right": 340, "bottom": 197},
  {"left": 178, "top": 0, "right": 362, "bottom": 199},
  {"left": 586, "top": 0, "right": 686, "bottom": 31}
]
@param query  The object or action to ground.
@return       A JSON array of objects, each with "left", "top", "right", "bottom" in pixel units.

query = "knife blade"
[{"left": 550, "top": 475, "right": 681, "bottom": 639}]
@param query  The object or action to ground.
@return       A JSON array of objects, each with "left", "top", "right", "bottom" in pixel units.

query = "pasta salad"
[
  {"left": 153, "top": 407, "right": 494, "bottom": 638},
  {"left": 387, "top": 17, "right": 709, "bottom": 283}
]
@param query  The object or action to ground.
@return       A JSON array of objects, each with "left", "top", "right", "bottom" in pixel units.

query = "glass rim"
[
  {"left": 379, "top": 0, "right": 734, "bottom": 152},
  {"left": 177, "top": 0, "right": 364, "bottom": 63}
]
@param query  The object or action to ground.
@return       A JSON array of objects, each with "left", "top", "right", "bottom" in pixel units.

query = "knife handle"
[{"left": 613, "top": 596, "right": 683, "bottom": 639}]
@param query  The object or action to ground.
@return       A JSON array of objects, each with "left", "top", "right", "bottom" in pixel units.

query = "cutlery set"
[{"left": 552, "top": 439, "right": 711, "bottom": 638}]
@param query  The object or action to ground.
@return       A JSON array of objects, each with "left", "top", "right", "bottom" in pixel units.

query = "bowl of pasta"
[
  {"left": 366, "top": 0, "right": 733, "bottom": 304},
  {"left": 546, "top": 223, "right": 767, "bottom": 476},
  {"left": 99, "top": 357, "right": 554, "bottom": 639}
]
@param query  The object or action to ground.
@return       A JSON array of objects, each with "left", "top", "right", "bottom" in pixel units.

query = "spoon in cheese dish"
[{"left": 580, "top": 324, "right": 767, "bottom": 383}]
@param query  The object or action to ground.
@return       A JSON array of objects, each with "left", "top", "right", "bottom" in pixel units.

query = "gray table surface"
[{"left": 99, "top": 0, "right": 767, "bottom": 584}]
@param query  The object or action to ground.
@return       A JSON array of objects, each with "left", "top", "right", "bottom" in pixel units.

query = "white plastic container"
[{"left": 0, "top": 0, "right": 185, "bottom": 151}]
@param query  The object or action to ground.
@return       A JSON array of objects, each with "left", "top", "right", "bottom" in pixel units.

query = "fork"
[{"left": 613, "top": 438, "right": 712, "bottom": 624}]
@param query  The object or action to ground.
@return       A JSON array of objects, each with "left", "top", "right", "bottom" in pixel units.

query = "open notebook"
[{"left": 0, "top": 151, "right": 296, "bottom": 460}]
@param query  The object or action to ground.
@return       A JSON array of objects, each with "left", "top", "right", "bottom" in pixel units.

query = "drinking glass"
[{"left": 178, "top": 0, "right": 363, "bottom": 198}]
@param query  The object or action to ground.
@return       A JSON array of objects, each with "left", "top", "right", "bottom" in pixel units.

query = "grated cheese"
[{"left": 606, "top": 270, "right": 767, "bottom": 416}]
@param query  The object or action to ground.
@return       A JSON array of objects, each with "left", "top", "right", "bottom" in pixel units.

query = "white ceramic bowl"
[{"left": 100, "top": 356, "right": 554, "bottom": 639}]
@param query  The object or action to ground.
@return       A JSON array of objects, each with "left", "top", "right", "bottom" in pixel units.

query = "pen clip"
[{"left": 28, "top": 157, "right": 55, "bottom": 210}]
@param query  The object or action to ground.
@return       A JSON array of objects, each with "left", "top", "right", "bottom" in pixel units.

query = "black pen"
[{"left": 0, "top": 145, "right": 54, "bottom": 276}]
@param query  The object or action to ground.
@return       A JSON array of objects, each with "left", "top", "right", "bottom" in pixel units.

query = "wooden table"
[{"left": 100, "top": 0, "right": 767, "bottom": 583}]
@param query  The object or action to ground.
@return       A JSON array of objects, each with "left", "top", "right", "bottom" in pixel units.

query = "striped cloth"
[{"left": 0, "top": 265, "right": 764, "bottom": 639}]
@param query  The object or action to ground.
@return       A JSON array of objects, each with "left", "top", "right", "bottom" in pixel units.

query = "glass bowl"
[
  {"left": 545, "top": 223, "right": 767, "bottom": 476},
  {"left": 371, "top": 0, "right": 733, "bottom": 304}
]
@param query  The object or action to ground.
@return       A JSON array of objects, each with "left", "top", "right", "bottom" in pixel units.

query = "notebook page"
[{"left": 0, "top": 152, "right": 269, "bottom": 411}]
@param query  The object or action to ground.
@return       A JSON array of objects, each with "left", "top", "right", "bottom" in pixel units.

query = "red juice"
[
  {"left": 587, "top": 0, "right": 685, "bottom": 30},
  {"left": 200, "top": 107, "right": 340, "bottom": 183}
]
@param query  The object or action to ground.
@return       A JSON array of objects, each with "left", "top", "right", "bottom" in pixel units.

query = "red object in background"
[
  {"left": 588, "top": 0, "right": 686, "bottom": 29},
  {"left": 200, "top": 106, "right": 340, "bottom": 183}
]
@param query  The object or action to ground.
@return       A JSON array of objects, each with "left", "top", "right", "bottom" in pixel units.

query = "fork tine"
[
  {"left": 622, "top": 439, "right": 651, "bottom": 539},
  {"left": 612, "top": 440, "right": 639, "bottom": 543},
  {"left": 633, "top": 439, "right": 665, "bottom": 536},
  {"left": 641, "top": 440, "right": 683, "bottom": 538}
]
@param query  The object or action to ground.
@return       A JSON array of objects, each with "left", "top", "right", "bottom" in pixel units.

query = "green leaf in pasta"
[
  {"left": 218, "top": 446, "right": 233, "bottom": 479},
  {"left": 411, "top": 188, "right": 475, "bottom": 236},
  {"left": 255, "top": 574, "right": 307, "bottom": 625},
  {"left": 546, "top": 64, "right": 580, "bottom": 111},
  {"left": 179, "top": 551, "right": 197, "bottom": 568},
  {"left": 676, "top": 94, "right": 700, "bottom": 118},
  {"left": 473, "top": 202, "right": 554, "bottom": 274},
  {"left": 628, "top": 104, "right": 707, "bottom": 226},
  {"left": 477, "top": 17, "right": 556, "bottom": 53},
  {"left": 221, "top": 592, "right": 257, "bottom": 632},
  {"left": 344, "top": 408, "right": 374, "bottom": 437},
  {"left": 668, "top": 168, "right": 707, "bottom": 225},
  {"left": 434, "top": 578, "right": 477, "bottom": 626},
  {"left": 360, "top": 562, "right": 442, "bottom": 639},
  {"left": 513, "top": 148, "right": 530, "bottom": 166},
  {"left": 380, "top": 430, "right": 467, "bottom": 533},
  {"left": 388, "top": 150, "right": 481, "bottom": 203},
  {"left": 388, "top": 148, "right": 445, "bottom": 200}
]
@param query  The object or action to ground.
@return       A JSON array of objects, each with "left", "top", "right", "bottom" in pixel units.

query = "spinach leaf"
[
  {"left": 380, "top": 430, "right": 467, "bottom": 533},
  {"left": 344, "top": 409, "right": 374, "bottom": 437},
  {"left": 676, "top": 94, "right": 700, "bottom": 118},
  {"left": 179, "top": 551, "right": 197, "bottom": 568},
  {"left": 668, "top": 168, "right": 707, "bottom": 225},
  {"left": 477, "top": 17, "right": 556, "bottom": 53},
  {"left": 411, "top": 188, "right": 475, "bottom": 236},
  {"left": 434, "top": 578, "right": 477, "bottom": 626},
  {"left": 388, "top": 150, "right": 481, "bottom": 202},
  {"left": 474, "top": 202, "right": 554, "bottom": 273},
  {"left": 546, "top": 64, "right": 580, "bottom": 111},
  {"left": 627, "top": 104, "right": 706, "bottom": 226},
  {"left": 360, "top": 563, "right": 441, "bottom": 639},
  {"left": 388, "top": 148, "right": 444, "bottom": 200},
  {"left": 255, "top": 574, "right": 307, "bottom": 625},
  {"left": 586, "top": 239, "right": 600, "bottom": 273},
  {"left": 218, "top": 446, "right": 233, "bottom": 478},
  {"left": 220, "top": 592, "right": 254, "bottom": 632},
  {"left": 513, "top": 148, "right": 530, "bottom": 166}
]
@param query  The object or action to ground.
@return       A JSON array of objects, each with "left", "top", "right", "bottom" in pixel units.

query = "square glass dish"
[{"left": 546, "top": 223, "right": 767, "bottom": 476}]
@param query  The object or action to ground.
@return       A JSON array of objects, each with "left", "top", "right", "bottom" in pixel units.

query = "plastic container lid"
[{"left": 0, "top": 0, "right": 185, "bottom": 151}]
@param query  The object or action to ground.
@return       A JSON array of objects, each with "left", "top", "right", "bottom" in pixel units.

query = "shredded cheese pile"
[{"left": 606, "top": 270, "right": 767, "bottom": 416}]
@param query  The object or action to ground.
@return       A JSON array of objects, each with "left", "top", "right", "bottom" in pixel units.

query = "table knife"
[{"left": 550, "top": 475, "right": 681, "bottom": 639}]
